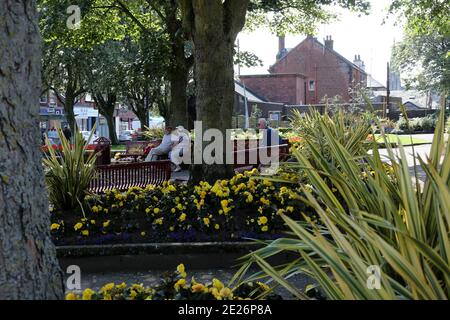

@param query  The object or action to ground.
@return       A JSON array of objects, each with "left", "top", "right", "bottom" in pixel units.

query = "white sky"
[{"left": 236, "top": 0, "right": 404, "bottom": 84}]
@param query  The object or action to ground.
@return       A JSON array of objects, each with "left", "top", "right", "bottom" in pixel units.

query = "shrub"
[
  {"left": 289, "top": 109, "right": 372, "bottom": 166},
  {"left": 234, "top": 108, "right": 450, "bottom": 300},
  {"left": 43, "top": 128, "right": 97, "bottom": 210}
]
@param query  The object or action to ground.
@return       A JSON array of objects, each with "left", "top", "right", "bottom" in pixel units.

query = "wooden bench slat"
[{"left": 89, "top": 160, "right": 171, "bottom": 193}]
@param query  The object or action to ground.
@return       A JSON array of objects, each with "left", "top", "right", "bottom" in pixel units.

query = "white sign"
[{"left": 74, "top": 106, "right": 98, "bottom": 119}]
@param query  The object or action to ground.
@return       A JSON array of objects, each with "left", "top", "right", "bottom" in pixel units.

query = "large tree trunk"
[
  {"left": 64, "top": 96, "right": 77, "bottom": 133},
  {"left": 166, "top": 5, "right": 191, "bottom": 128},
  {"left": 0, "top": 0, "right": 64, "bottom": 299},
  {"left": 94, "top": 93, "right": 119, "bottom": 144},
  {"left": 182, "top": 0, "right": 249, "bottom": 183},
  {"left": 105, "top": 114, "right": 119, "bottom": 145}
]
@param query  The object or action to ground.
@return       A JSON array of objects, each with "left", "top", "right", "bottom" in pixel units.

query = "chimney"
[
  {"left": 353, "top": 54, "right": 365, "bottom": 70},
  {"left": 276, "top": 35, "right": 286, "bottom": 60},
  {"left": 324, "top": 35, "right": 334, "bottom": 50}
]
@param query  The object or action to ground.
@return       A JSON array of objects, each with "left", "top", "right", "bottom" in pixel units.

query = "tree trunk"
[
  {"left": 182, "top": 0, "right": 249, "bottom": 183},
  {"left": 63, "top": 95, "right": 77, "bottom": 133},
  {"left": 0, "top": 0, "right": 64, "bottom": 299},
  {"left": 136, "top": 109, "right": 150, "bottom": 131},
  {"left": 166, "top": 5, "right": 190, "bottom": 128},
  {"left": 105, "top": 114, "right": 118, "bottom": 145}
]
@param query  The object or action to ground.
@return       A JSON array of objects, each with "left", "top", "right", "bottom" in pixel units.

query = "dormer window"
[{"left": 309, "top": 80, "right": 315, "bottom": 91}]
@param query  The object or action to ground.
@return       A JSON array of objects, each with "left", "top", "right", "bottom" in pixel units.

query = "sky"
[{"left": 236, "top": 0, "right": 404, "bottom": 84}]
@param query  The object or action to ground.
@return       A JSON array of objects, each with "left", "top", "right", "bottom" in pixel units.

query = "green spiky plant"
[
  {"left": 43, "top": 127, "right": 98, "bottom": 210},
  {"left": 289, "top": 109, "right": 373, "bottom": 165},
  {"left": 232, "top": 107, "right": 450, "bottom": 300}
]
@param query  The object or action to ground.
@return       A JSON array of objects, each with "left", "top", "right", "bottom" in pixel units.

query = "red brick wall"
[
  {"left": 270, "top": 37, "right": 365, "bottom": 104},
  {"left": 240, "top": 74, "right": 305, "bottom": 105}
]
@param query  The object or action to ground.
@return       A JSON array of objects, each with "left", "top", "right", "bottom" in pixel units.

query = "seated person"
[
  {"left": 145, "top": 126, "right": 174, "bottom": 162},
  {"left": 258, "top": 118, "right": 280, "bottom": 147},
  {"left": 170, "top": 125, "right": 191, "bottom": 172}
]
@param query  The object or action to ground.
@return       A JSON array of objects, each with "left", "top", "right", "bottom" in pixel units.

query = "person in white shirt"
[
  {"left": 170, "top": 125, "right": 191, "bottom": 172},
  {"left": 145, "top": 126, "right": 174, "bottom": 162}
]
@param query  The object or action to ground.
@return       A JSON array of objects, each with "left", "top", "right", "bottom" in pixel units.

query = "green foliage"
[
  {"left": 289, "top": 109, "right": 372, "bottom": 164},
  {"left": 245, "top": 0, "right": 370, "bottom": 35},
  {"left": 43, "top": 128, "right": 98, "bottom": 210},
  {"left": 141, "top": 126, "right": 165, "bottom": 141},
  {"left": 234, "top": 108, "right": 450, "bottom": 300},
  {"left": 395, "top": 115, "right": 437, "bottom": 133}
]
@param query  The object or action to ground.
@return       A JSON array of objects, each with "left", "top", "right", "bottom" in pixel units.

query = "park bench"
[
  {"left": 89, "top": 160, "right": 171, "bottom": 193},
  {"left": 115, "top": 141, "right": 153, "bottom": 162},
  {"left": 232, "top": 143, "right": 290, "bottom": 170}
]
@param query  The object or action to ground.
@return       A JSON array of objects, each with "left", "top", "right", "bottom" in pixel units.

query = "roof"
[
  {"left": 270, "top": 36, "right": 367, "bottom": 75},
  {"left": 373, "top": 90, "right": 439, "bottom": 109},
  {"left": 367, "top": 74, "right": 385, "bottom": 89},
  {"left": 234, "top": 80, "right": 268, "bottom": 103}
]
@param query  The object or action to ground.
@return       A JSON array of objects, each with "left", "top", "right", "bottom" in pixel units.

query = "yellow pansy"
[
  {"left": 258, "top": 216, "right": 268, "bottom": 225},
  {"left": 153, "top": 208, "right": 160, "bottom": 214},
  {"left": 179, "top": 213, "right": 187, "bottom": 222},
  {"left": 50, "top": 223, "right": 60, "bottom": 231},
  {"left": 82, "top": 288, "right": 94, "bottom": 300},
  {"left": 66, "top": 292, "right": 78, "bottom": 300},
  {"left": 74, "top": 222, "right": 83, "bottom": 231},
  {"left": 203, "top": 217, "right": 210, "bottom": 226},
  {"left": 81, "top": 230, "right": 89, "bottom": 236},
  {"left": 103, "top": 220, "right": 110, "bottom": 228}
]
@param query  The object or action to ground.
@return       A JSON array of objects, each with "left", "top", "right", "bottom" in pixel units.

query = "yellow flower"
[
  {"left": 179, "top": 213, "right": 187, "bottom": 222},
  {"left": 153, "top": 208, "right": 160, "bottom": 214},
  {"left": 129, "top": 289, "right": 138, "bottom": 300},
  {"left": 219, "top": 287, "right": 233, "bottom": 299},
  {"left": 140, "top": 231, "right": 146, "bottom": 236},
  {"left": 115, "top": 193, "right": 123, "bottom": 200},
  {"left": 169, "top": 226, "right": 175, "bottom": 231},
  {"left": 220, "top": 199, "right": 229, "bottom": 207},
  {"left": 103, "top": 208, "right": 109, "bottom": 214},
  {"left": 90, "top": 220, "right": 96, "bottom": 225},
  {"left": 261, "top": 226, "right": 268, "bottom": 232},
  {"left": 50, "top": 223, "right": 60, "bottom": 231},
  {"left": 171, "top": 208, "right": 176, "bottom": 213},
  {"left": 212, "top": 278, "right": 224, "bottom": 291},
  {"left": 81, "top": 230, "right": 89, "bottom": 236},
  {"left": 286, "top": 206, "right": 294, "bottom": 213},
  {"left": 74, "top": 222, "right": 83, "bottom": 231},
  {"left": 145, "top": 208, "right": 151, "bottom": 214},
  {"left": 100, "top": 282, "right": 115, "bottom": 293},
  {"left": 246, "top": 194, "right": 253, "bottom": 203},
  {"left": 174, "top": 278, "right": 186, "bottom": 291},
  {"left": 177, "top": 263, "right": 187, "bottom": 278},
  {"left": 154, "top": 218, "right": 163, "bottom": 225},
  {"left": 214, "top": 224, "right": 220, "bottom": 230},
  {"left": 82, "top": 288, "right": 94, "bottom": 300},
  {"left": 92, "top": 206, "right": 99, "bottom": 213},
  {"left": 177, "top": 203, "right": 183, "bottom": 210},
  {"left": 119, "top": 201, "right": 124, "bottom": 207},
  {"left": 258, "top": 216, "right": 268, "bottom": 225},
  {"left": 192, "top": 283, "right": 206, "bottom": 293},
  {"left": 103, "top": 220, "right": 110, "bottom": 228},
  {"left": 65, "top": 292, "right": 78, "bottom": 300},
  {"left": 117, "top": 282, "right": 127, "bottom": 290},
  {"left": 260, "top": 197, "right": 270, "bottom": 205},
  {"left": 203, "top": 217, "right": 210, "bottom": 226}
]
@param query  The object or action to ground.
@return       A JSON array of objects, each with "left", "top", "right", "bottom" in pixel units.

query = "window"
[
  {"left": 40, "top": 94, "right": 48, "bottom": 103},
  {"left": 308, "top": 80, "right": 315, "bottom": 91}
]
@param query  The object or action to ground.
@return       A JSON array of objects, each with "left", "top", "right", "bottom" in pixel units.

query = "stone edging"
[{"left": 56, "top": 241, "right": 263, "bottom": 258}]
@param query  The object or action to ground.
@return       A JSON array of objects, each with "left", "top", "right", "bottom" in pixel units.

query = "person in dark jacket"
[{"left": 63, "top": 126, "right": 72, "bottom": 141}]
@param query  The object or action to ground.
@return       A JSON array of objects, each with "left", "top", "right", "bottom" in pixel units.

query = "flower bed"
[
  {"left": 50, "top": 169, "right": 316, "bottom": 245},
  {"left": 66, "top": 264, "right": 284, "bottom": 300}
]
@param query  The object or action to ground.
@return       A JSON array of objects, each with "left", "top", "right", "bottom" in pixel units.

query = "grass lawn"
[
  {"left": 111, "top": 144, "right": 126, "bottom": 152},
  {"left": 374, "top": 134, "right": 429, "bottom": 146}
]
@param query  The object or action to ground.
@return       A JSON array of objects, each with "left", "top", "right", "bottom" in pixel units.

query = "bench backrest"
[
  {"left": 89, "top": 160, "right": 171, "bottom": 193},
  {"left": 125, "top": 141, "right": 149, "bottom": 155},
  {"left": 232, "top": 144, "right": 290, "bottom": 169}
]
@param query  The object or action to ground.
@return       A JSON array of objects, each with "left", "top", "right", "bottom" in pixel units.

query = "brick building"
[{"left": 240, "top": 35, "right": 367, "bottom": 105}]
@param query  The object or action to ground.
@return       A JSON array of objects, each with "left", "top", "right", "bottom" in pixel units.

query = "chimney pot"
[
  {"left": 277, "top": 35, "right": 286, "bottom": 60},
  {"left": 324, "top": 35, "right": 333, "bottom": 50}
]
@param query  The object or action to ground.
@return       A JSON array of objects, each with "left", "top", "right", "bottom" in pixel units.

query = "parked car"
[
  {"left": 80, "top": 131, "right": 99, "bottom": 144},
  {"left": 119, "top": 130, "right": 137, "bottom": 142}
]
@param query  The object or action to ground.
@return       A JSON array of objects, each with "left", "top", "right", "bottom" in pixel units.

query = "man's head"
[
  {"left": 258, "top": 118, "right": 268, "bottom": 129},
  {"left": 164, "top": 126, "right": 173, "bottom": 134}
]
